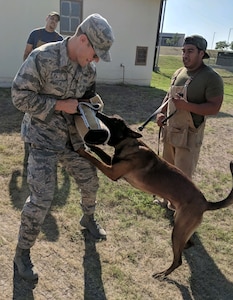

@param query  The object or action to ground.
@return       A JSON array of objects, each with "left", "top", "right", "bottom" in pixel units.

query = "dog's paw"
[{"left": 152, "top": 271, "right": 167, "bottom": 281}]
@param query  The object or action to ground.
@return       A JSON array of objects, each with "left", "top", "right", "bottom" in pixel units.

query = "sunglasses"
[{"left": 85, "top": 34, "right": 99, "bottom": 59}]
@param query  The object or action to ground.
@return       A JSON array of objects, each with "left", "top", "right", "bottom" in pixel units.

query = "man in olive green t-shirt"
[{"left": 156, "top": 35, "right": 223, "bottom": 207}]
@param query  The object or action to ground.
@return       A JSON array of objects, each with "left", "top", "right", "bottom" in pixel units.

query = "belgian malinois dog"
[{"left": 77, "top": 112, "right": 233, "bottom": 278}]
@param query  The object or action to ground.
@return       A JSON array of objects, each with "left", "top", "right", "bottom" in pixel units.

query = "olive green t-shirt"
[{"left": 171, "top": 64, "right": 223, "bottom": 127}]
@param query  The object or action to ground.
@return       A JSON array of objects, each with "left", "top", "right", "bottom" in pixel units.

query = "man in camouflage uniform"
[{"left": 11, "top": 13, "right": 114, "bottom": 281}]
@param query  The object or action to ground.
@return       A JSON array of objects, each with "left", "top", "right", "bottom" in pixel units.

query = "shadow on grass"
[
  {"left": 12, "top": 227, "right": 107, "bottom": 300},
  {"left": 161, "top": 210, "right": 233, "bottom": 300},
  {"left": 9, "top": 142, "right": 71, "bottom": 243},
  {"left": 211, "top": 111, "right": 233, "bottom": 118},
  {"left": 184, "top": 233, "right": 233, "bottom": 299},
  {"left": 82, "top": 229, "right": 107, "bottom": 300},
  {"left": 97, "top": 84, "right": 166, "bottom": 125},
  {"left": 164, "top": 233, "right": 233, "bottom": 299}
]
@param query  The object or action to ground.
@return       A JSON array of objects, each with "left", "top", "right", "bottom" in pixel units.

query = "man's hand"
[
  {"left": 172, "top": 93, "right": 188, "bottom": 111},
  {"left": 156, "top": 113, "right": 166, "bottom": 127},
  {"left": 55, "top": 99, "right": 79, "bottom": 114}
]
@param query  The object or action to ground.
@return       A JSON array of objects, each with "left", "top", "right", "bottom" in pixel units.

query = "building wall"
[
  {"left": 0, "top": 0, "right": 61, "bottom": 87},
  {"left": 88, "top": 0, "right": 161, "bottom": 86},
  {"left": 216, "top": 51, "right": 233, "bottom": 67},
  {"left": 0, "top": 0, "right": 161, "bottom": 87}
]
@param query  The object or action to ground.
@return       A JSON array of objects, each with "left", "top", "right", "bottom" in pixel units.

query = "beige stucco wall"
[
  {"left": 85, "top": 0, "right": 161, "bottom": 85},
  {"left": 0, "top": 0, "right": 61, "bottom": 86},
  {"left": 0, "top": 0, "right": 160, "bottom": 87}
]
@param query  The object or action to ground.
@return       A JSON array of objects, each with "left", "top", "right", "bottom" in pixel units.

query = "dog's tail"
[{"left": 206, "top": 161, "right": 233, "bottom": 211}]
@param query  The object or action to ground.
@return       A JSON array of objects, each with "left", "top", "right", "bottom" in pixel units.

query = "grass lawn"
[{"left": 0, "top": 55, "right": 233, "bottom": 300}]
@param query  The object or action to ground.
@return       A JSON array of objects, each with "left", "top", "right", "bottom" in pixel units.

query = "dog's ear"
[{"left": 127, "top": 128, "right": 142, "bottom": 138}]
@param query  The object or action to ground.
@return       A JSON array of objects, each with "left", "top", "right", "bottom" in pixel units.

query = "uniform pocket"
[
  {"left": 187, "top": 122, "right": 205, "bottom": 148},
  {"left": 168, "top": 127, "right": 188, "bottom": 148},
  {"left": 166, "top": 127, "right": 188, "bottom": 148}
]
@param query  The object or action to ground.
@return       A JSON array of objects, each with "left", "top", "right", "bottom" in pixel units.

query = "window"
[
  {"left": 135, "top": 46, "right": 148, "bottom": 66},
  {"left": 60, "top": 0, "right": 83, "bottom": 35}
]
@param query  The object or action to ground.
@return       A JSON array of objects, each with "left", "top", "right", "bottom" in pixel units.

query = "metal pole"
[
  {"left": 154, "top": 0, "right": 167, "bottom": 72},
  {"left": 211, "top": 32, "right": 216, "bottom": 49},
  {"left": 227, "top": 28, "right": 233, "bottom": 44}
]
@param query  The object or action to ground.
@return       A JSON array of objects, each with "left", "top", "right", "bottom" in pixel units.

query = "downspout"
[
  {"left": 120, "top": 63, "right": 125, "bottom": 84},
  {"left": 153, "top": 0, "right": 167, "bottom": 72}
]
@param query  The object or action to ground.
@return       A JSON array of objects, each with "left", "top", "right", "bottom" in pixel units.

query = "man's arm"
[
  {"left": 172, "top": 94, "right": 223, "bottom": 116},
  {"left": 23, "top": 44, "right": 33, "bottom": 61},
  {"left": 156, "top": 93, "right": 169, "bottom": 126},
  {"left": 12, "top": 52, "right": 82, "bottom": 119},
  {"left": 23, "top": 29, "right": 38, "bottom": 61}
]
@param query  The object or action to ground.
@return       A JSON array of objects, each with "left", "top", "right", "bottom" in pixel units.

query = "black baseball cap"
[{"left": 183, "top": 35, "right": 209, "bottom": 59}]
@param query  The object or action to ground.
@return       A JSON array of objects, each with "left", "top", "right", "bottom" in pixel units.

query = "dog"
[{"left": 77, "top": 112, "right": 233, "bottom": 278}]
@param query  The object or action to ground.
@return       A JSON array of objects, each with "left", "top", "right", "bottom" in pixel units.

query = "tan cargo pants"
[{"left": 162, "top": 110, "right": 205, "bottom": 179}]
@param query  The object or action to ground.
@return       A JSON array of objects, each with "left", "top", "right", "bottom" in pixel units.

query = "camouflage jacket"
[{"left": 11, "top": 37, "right": 96, "bottom": 151}]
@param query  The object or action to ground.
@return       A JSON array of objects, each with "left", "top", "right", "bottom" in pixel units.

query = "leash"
[
  {"left": 157, "top": 110, "right": 177, "bottom": 155},
  {"left": 138, "top": 98, "right": 170, "bottom": 131}
]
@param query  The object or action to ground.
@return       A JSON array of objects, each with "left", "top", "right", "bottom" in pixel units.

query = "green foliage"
[
  {"left": 151, "top": 55, "right": 183, "bottom": 90},
  {"left": 215, "top": 41, "right": 229, "bottom": 50},
  {"left": 165, "top": 33, "right": 180, "bottom": 47},
  {"left": 230, "top": 41, "right": 233, "bottom": 51}
]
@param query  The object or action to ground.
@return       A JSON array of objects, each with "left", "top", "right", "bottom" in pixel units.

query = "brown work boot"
[
  {"left": 153, "top": 196, "right": 168, "bottom": 208},
  {"left": 153, "top": 196, "right": 175, "bottom": 211},
  {"left": 80, "top": 214, "right": 106, "bottom": 239},
  {"left": 14, "top": 246, "right": 38, "bottom": 281}
]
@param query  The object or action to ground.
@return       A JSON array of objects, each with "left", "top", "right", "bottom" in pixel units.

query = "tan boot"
[
  {"left": 80, "top": 214, "right": 106, "bottom": 239},
  {"left": 153, "top": 196, "right": 168, "bottom": 208},
  {"left": 14, "top": 246, "right": 38, "bottom": 281}
]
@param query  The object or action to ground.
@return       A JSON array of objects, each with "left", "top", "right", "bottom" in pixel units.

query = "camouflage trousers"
[{"left": 17, "top": 145, "right": 99, "bottom": 249}]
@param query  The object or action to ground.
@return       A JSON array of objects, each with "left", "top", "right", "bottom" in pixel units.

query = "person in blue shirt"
[{"left": 23, "top": 11, "right": 63, "bottom": 60}]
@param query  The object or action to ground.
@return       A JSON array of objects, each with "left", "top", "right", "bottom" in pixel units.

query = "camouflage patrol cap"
[
  {"left": 183, "top": 35, "right": 210, "bottom": 59},
  {"left": 80, "top": 13, "right": 114, "bottom": 62}
]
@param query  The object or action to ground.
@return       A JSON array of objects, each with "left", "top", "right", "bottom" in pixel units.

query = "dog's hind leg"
[
  {"left": 152, "top": 225, "right": 184, "bottom": 279},
  {"left": 152, "top": 209, "right": 203, "bottom": 279}
]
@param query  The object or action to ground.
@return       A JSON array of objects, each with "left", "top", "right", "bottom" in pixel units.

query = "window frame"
[{"left": 60, "top": 0, "right": 83, "bottom": 35}]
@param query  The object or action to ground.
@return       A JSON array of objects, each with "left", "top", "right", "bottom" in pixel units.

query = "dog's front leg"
[
  {"left": 77, "top": 147, "right": 118, "bottom": 180},
  {"left": 77, "top": 147, "right": 130, "bottom": 181},
  {"left": 88, "top": 145, "right": 112, "bottom": 165}
]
